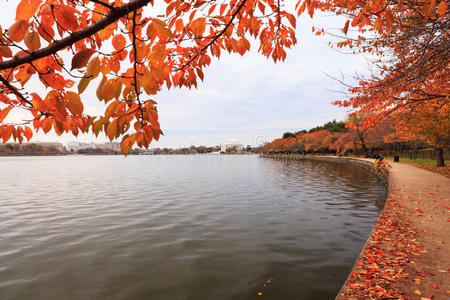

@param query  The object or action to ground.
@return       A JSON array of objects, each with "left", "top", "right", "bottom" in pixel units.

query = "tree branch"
[
  {"left": 0, "top": 74, "right": 32, "bottom": 106},
  {"left": 175, "top": 0, "right": 248, "bottom": 72},
  {"left": 0, "top": 0, "right": 151, "bottom": 71},
  {"left": 89, "top": 0, "right": 115, "bottom": 10}
]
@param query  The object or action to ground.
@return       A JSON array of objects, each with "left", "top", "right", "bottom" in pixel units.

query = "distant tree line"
[
  {"left": 282, "top": 120, "right": 346, "bottom": 139},
  {"left": 0, "top": 143, "right": 61, "bottom": 155},
  {"left": 265, "top": 117, "right": 448, "bottom": 167}
]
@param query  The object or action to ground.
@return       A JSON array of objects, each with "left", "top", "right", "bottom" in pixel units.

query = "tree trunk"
[
  {"left": 435, "top": 147, "right": 445, "bottom": 167},
  {"left": 361, "top": 143, "right": 369, "bottom": 158}
]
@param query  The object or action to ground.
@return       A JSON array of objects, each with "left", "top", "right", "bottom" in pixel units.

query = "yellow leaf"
[
  {"left": 86, "top": 56, "right": 100, "bottom": 79},
  {"left": 414, "top": 289, "right": 422, "bottom": 295},
  {"left": 78, "top": 77, "right": 91, "bottom": 94},
  {"left": 66, "top": 91, "right": 83, "bottom": 115},
  {"left": 71, "top": 48, "right": 95, "bottom": 70},
  {"left": 149, "top": 18, "right": 173, "bottom": 40},
  {"left": 96, "top": 76, "right": 106, "bottom": 101},
  {"left": 93, "top": 119, "right": 104, "bottom": 137}
]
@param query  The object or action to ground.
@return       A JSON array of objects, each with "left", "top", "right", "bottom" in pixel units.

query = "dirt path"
[{"left": 337, "top": 159, "right": 450, "bottom": 299}]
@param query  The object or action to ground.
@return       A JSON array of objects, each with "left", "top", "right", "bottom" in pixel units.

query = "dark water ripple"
[{"left": 0, "top": 155, "right": 386, "bottom": 300}]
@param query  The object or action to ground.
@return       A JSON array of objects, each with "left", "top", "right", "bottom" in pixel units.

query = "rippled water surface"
[{"left": 0, "top": 155, "right": 386, "bottom": 299}]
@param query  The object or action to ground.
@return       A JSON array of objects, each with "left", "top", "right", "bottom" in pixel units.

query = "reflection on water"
[{"left": 0, "top": 155, "right": 386, "bottom": 300}]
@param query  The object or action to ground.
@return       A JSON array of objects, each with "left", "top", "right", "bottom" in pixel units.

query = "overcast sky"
[{"left": 1, "top": 1, "right": 369, "bottom": 148}]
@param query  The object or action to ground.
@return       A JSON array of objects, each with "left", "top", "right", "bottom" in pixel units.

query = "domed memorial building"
[{"left": 220, "top": 139, "right": 244, "bottom": 153}]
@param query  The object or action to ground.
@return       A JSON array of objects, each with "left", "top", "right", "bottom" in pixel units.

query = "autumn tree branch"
[
  {"left": 89, "top": 0, "right": 115, "bottom": 10},
  {"left": 175, "top": 0, "right": 248, "bottom": 72},
  {"left": 0, "top": 74, "right": 32, "bottom": 106},
  {"left": 0, "top": 0, "right": 151, "bottom": 71}
]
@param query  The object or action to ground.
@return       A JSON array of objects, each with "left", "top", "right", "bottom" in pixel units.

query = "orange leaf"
[
  {"left": 0, "top": 45, "right": 13, "bottom": 58},
  {"left": 258, "top": 2, "right": 265, "bottom": 14},
  {"left": 374, "top": 16, "right": 382, "bottom": 32},
  {"left": 53, "top": 118, "right": 64, "bottom": 135},
  {"left": 112, "top": 34, "right": 126, "bottom": 51},
  {"left": 121, "top": 133, "right": 136, "bottom": 155},
  {"left": 96, "top": 76, "right": 106, "bottom": 100},
  {"left": 71, "top": 48, "right": 95, "bottom": 70},
  {"left": 342, "top": 20, "right": 350, "bottom": 35},
  {"left": 0, "top": 106, "right": 13, "bottom": 123},
  {"left": 143, "top": 125, "right": 153, "bottom": 142},
  {"left": 24, "top": 30, "right": 41, "bottom": 51},
  {"left": 24, "top": 126, "right": 33, "bottom": 141},
  {"left": 437, "top": 1, "right": 447, "bottom": 16},
  {"left": 54, "top": 5, "right": 78, "bottom": 31},
  {"left": 0, "top": 94, "right": 11, "bottom": 105},
  {"left": 37, "top": 22, "right": 54, "bottom": 43},
  {"left": 106, "top": 118, "right": 118, "bottom": 141},
  {"left": 16, "top": 0, "right": 42, "bottom": 21},
  {"left": 101, "top": 79, "right": 117, "bottom": 102},
  {"left": 175, "top": 19, "right": 184, "bottom": 33},
  {"left": 2, "top": 125, "right": 14, "bottom": 142},
  {"left": 105, "top": 100, "right": 121, "bottom": 119},
  {"left": 190, "top": 18, "right": 206, "bottom": 38},
  {"left": 45, "top": 73, "right": 66, "bottom": 90},
  {"left": 285, "top": 13, "right": 296, "bottom": 29},
  {"left": 7, "top": 20, "right": 28, "bottom": 42},
  {"left": 42, "top": 118, "right": 52, "bottom": 133},
  {"left": 66, "top": 91, "right": 83, "bottom": 115}
]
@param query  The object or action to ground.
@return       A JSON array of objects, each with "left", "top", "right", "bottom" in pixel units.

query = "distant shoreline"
[
  {"left": 0, "top": 153, "right": 68, "bottom": 157},
  {"left": 0, "top": 153, "right": 259, "bottom": 157}
]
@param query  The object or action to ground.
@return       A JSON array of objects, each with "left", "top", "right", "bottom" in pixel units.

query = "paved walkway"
[{"left": 337, "top": 159, "right": 449, "bottom": 299}]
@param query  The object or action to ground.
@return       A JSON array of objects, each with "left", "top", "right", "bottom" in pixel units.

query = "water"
[{"left": 0, "top": 155, "right": 386, "bottom": 300}]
